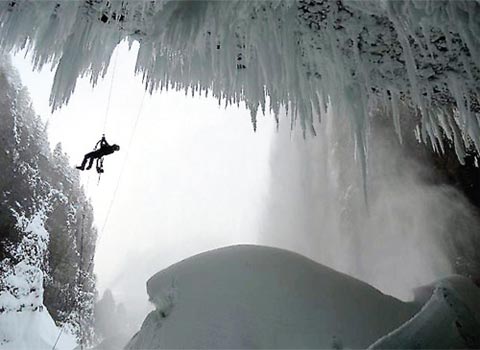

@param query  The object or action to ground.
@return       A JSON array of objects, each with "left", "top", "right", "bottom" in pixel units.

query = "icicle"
[
  {"left": 390, "top": 89, "right": 403, "bottom": 145},
  {"left": 1, "top": 0, "right": 480, "bottom": 167}
]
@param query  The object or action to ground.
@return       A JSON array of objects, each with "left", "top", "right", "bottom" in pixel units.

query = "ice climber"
[{"left": 76, "top": 135, "right": 120, "bottom": 173}]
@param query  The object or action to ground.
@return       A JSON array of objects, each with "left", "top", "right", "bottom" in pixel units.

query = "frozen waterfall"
[{"left": 1, "top": 0, "right": 480, "bottom": 166}]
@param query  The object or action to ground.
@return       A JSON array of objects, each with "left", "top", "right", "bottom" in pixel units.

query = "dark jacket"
[
  {"left": 91, "top": 138, "right": 116, "bottom": 157},
  {"left": 98, "top": 145, "right": 116, "bottom": 156}
]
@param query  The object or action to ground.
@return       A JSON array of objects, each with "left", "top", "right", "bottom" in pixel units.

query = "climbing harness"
[
  {"left": 96, "top": 157, "right": 104, "bottom": 184},
  {"left": 92, "top": 135, "right": 106, "bottom": 183},
  {"left": 96, "top": 157, "right": 104, "bottom": 174}
]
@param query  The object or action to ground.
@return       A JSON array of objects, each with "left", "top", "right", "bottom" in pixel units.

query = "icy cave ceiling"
[{"left": 1, "top": 0, "right": 480, "bottom": 163}]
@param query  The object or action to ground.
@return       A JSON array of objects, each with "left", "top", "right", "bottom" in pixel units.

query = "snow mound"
[
  {"left": 369, "top": 275, "right": 480, "bottom": 349},
  {"left": 127, "top": 245, "right": 418, "bottom": 349},
  {"left": 0, "top": 308, "right": 76, "bottom": 350}
]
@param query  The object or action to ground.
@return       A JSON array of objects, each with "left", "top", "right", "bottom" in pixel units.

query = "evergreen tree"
[{"left": 0, "top": 55, "right": 97, "bottom": 346}]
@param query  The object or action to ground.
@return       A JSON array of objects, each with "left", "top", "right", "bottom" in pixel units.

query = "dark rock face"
[
  {"left": 2, "top": 1, "right": 479, "bottom": 133},
  {"left": 298, "top": 0, "right": 480, "bottom": 113},
  {"left": 430, "top": 148, "right": 480, "bottom": 278},
  {"left": 296, "top": 0, "right": 480, "bottom": 280}
]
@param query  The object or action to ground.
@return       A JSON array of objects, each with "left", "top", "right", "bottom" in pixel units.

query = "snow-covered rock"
[
  {"left": 0, "top": 308, "right": 77, "bottom": 350},
  {"left": 126, "top": 245, "right": 418, "bottom": 349},
  {"left": 369, "top": 275, "right": 480, "bottom": 349}
]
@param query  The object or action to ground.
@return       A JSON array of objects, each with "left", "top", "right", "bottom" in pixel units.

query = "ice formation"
[
  {"left": 370, "top": 275, "right": 480, "bottom": 349},
  {"left": 260, "top": 104, "right": 480, "bottom": 300},
  {"left": 0, "top": 309, "right": 77, "bottom": 350},
  {"left": 126, "top": 245, "right": 480, "bottom": 349},
  {"left": 0, "top": 0, "right": 479, "bottom": 166},
  {"left": 126, "top": 245, "right": 419, "bottom": 349}
]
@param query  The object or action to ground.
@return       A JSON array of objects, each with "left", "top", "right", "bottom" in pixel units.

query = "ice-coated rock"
[{"left": 127, "top": 245, "right": 418, "bottom": 349}]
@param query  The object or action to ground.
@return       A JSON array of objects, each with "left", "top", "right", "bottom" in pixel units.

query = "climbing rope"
[
  {"left": 102, "top": 44, "right": 120, "bottom": 133},
  {"left": 51, "top": 326, "right": 65, "bottom": 350},
  {"left": 52, "top": 26, "right": 129, "bottom": 350},
  {"left": 52, "top": 87, "right": 148, "bottom": 350},
  {"left": 99, "top": 87, "right": 147, "bottom": 240},
  {"left": 86, "top": 87, "right": 147, "bottom": 281}
]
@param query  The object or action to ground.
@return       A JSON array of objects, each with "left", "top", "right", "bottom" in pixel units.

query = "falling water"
[{"left": 260, "top": 104, "right": 480, "bottom": 300}]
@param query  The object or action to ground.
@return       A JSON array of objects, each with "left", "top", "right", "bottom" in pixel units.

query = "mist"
[
  {"left": 259, "top": 105, "right": 480, "bottom": 300},
  {"left": 12, "top": 40, "right": 479, "bottom": 345},
  {"left": 11, "top": 44, "right": 277, "bottom": 337}
]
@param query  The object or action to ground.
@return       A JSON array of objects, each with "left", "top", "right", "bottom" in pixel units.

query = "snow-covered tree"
[{"left": 0, "top": 55, "right": 97, "bottom": 346}]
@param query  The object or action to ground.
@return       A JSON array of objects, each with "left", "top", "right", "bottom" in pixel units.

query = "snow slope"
[
  {"left": 370, "top": 275, "right": 480, "bottom": 349},
  {"left": 0, "top": 205, "right": 77, "bottom": 350},
  {"left": 0, "top": 192, "right": 77, "bottom": 350},
  {"left": 0, "top": 308, "right": 77, "bottom": 350},
  {"left": 126, "top": 245, "right": 418, "bottom": 349}
]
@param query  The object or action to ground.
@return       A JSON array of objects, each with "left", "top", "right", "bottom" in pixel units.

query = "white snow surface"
[
  {"left": 0, "top": 210, "right": 50, "bottom": 314},
  {"left": 370, "top": 275, "right": 480, "bottom": 349},
  {"left": 0, "top": 308, "right": 77, "bottom": 350},
  {"left": 0, "top": 194, "right": 78, "bottom": 349},
  {"left": 1, "top": 0, "right": 480, "bottom": 165},
  {"left": 127, "top": 245, "right": 418, "bottom": 349}
]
